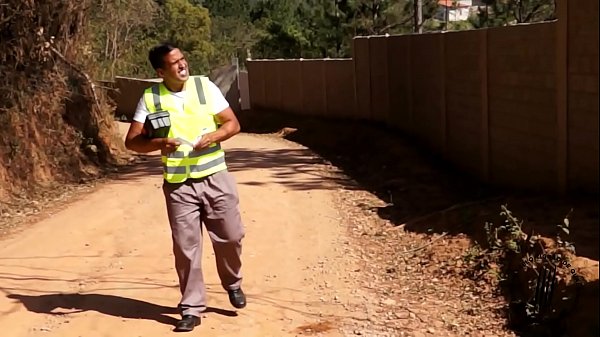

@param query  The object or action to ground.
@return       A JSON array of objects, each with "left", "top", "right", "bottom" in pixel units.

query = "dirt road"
[{"left": 0, "top": 124, "right": 358, "bottom": 336}]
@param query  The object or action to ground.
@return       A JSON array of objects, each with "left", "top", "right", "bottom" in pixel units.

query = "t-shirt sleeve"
[
  {"left": 132, "top": 96, "right": 149, "bottom": 124},
  {"left": 206, "top": 79, "right": 230, "bottom": 114}
]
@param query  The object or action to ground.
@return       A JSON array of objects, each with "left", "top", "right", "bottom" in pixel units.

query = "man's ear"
[{"left": 156, "top": 68, "right": 165, "bottom": 78}]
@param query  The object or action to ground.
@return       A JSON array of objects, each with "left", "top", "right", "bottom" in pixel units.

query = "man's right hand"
[
  {"left": 126, "top": 122, "right": 182, "bottom": 154},
  {"left": 161, "top": 138, "right": 181, "bottom": 153}
]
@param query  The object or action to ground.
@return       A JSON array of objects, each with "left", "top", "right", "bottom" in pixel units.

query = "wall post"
[
  {"left": 440, "top": 33, "right": 447, "bottom": 157},
  {"left": 480, "top": 29, "right": 490, "bottom": 183},
  {"left": 556, "top": 0, "right": 569, "bottom": 194}
]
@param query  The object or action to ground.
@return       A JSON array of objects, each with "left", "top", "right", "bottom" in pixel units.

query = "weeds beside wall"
[{"left": 247, "top": 0, "right": 598, "bottom": 194}]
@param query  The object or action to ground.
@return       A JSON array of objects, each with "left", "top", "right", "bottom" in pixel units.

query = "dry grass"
[{"left": 0, "top": 1, "right": 127, "bottom": 204}]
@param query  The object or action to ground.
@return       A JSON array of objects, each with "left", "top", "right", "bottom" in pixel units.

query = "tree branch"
[
  {"left": 523, "top": 4, "right": 544, "bottom": 23},
  {"left": 0, "top": 13, "right": 14, "bottom": 26},
  {"left": 379, "top": 16, "right": 414, "bottom": 34},
  {"left": 49, "top": 46, "right": 101, "bottom": 113}
]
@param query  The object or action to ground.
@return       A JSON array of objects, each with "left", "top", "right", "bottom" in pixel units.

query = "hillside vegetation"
[
  {"left": 0, "top": 0, "right": 215, "bottom": 205},
  {"left": 0, "top": 1, "right": 124, "bottom": 206},
  {"left": 0, "top": 0, "right": 559, "bottom": 204}
]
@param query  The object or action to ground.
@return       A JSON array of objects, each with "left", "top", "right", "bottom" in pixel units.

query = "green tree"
[
  {"left": 246, "top": 0, "right": 440, "bottom": 59},
  {"left": 248, "top": 0, "right": 367, "bottom": 58},
  {"left": 159, "top": 0, "right": 214, "bottom": 74},
  {"left": 347, "top": 0, "right": 437, "bottom": 35},
  {"left": 249, "top": 0, "right": 313, "bottom": 58},
  {"left": 199, "top": 0, "right": 253, "bottom": 18},
  {"left": 87, "top": 0, "right": 160, "bottom": 79},
  {"left": 469, "top": 0, "right": 556, "bottom": 28},
  {"left": 87, "top": 0, "right": 214, "bottom": 78},
  {"left": 201, "top": 0, "right": 259, "bottom": 67}
]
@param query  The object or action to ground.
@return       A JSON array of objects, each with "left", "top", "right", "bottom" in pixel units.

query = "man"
[{"left": 125, "top": 43, "right": 246, "bottom": 332}]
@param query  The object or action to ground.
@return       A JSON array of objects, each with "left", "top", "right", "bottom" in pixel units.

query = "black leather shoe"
[
  {"left": 174, "top": 315, "right": 201, "bottom": 332},
  {"left": 227, "top": 288, "right": 246, "bottom": 309}
]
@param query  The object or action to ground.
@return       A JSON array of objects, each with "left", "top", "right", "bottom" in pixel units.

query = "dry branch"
[
  {"left": 49, "top": 46, "right": 101, "bottom": 112},
  {"left": 400, "top": 196, "right": 504, "bottom": 227},
  {"left": 401, "top": 232, "right": 448, "bottom": 254}
]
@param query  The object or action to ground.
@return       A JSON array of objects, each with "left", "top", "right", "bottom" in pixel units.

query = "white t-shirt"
[{"left": 132, "top": 79, "right": 230, "bottom": 124}]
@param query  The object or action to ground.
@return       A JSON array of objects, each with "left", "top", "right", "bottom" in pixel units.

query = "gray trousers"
[{"left": 162, "top": 170, "right": 245, "bottom": 317}]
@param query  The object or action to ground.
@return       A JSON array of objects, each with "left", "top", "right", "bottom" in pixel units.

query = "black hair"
[{"left": 148, "top": 42, "right": 178, "bottom": 70}]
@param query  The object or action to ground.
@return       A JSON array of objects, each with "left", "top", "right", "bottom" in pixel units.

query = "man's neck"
[{"left": 163, "top": 80, "right": 185, "bottom": 92}]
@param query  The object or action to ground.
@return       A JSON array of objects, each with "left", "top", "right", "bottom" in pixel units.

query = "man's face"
[{"left": 157, "top": 48, "right": 189, "bottom": 83}]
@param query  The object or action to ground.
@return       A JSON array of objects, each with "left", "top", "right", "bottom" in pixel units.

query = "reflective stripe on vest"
[
  {"left": 164, "top": 156, "right": 226, "bottom": 174},
  {"left": 143, "top": 76, "right": 227, "bottom": 183},
  {"left": 166, "top": 143, "right": 222, "bottom": 159}
]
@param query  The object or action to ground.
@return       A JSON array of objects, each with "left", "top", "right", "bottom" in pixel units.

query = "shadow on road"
[
  {"left": 236, "top": 109, "right": 599, "bottom": 261},
  {"left": 225, "top": 147, "right": 354, "bottom": 190},
  {"left": 110, "top": 154, "right": 163, "bottom": 182},
  {"left": 110, "top": 142, "right": 352, "bottom": 191},
  {"left": 6, "top": 293, "right": 237, "bottom": 327},
  {"left": 109, "top": 113, "right": 598, "bottom": 261}
]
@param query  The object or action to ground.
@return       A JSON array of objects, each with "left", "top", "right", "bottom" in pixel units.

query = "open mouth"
[{"left": 178, "top": 69, "right": 188, "bottom": 77}]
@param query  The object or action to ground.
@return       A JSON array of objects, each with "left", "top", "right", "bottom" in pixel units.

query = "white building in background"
[{"left": 435, "top": 0, "right": 486, "bottom": 22}]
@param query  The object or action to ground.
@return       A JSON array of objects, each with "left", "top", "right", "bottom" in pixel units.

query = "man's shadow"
[{"left": 7, "top": 293, "right": 237, "bottom": 327}]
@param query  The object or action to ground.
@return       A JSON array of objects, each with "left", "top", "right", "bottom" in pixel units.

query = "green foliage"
[
  {"left": 469, "top": 0, "right": 556, "bottom": 28},
  {"left": 556, "top": 208, "right": 576, "bottom": 254},
  {"left": 210, "top": 16, "right": 258, "bottom": 66},
  {"left": 85, "top": 0, "right": 560, "bottom": 76},
  {"left": 462, "top": 204, "right": 584, "bottom": 332},
  {"left": 248, "top": 0, "right": 312, "bottom": 58},
  {"left": 489, "top": 205, "right": 529, "bottom": 253},
  {"left": 87, "top": 0, "right": 160, "bottom": 79},
  {"left": 88, "top": 0, "right": 214, "bottom": 79},
  {"left": 245, "top": 0, "right": 442, "bottom": 59},
  {"left": 346, "top": 0, "right": 412, "bottom": 36},
  {"left": 462, "top": 205, "right": 530, "bottom": 282},
  {"left": 200, "top": 0, "right": 253, "bottom": 18},
  {"left": 199, "top": 0, "right": 259, "bottom": 67},
  {"left": 160, "top": 0, "right": 214, "bottom": 74}
]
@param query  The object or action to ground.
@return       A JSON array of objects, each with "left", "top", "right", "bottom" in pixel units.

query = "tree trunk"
[{"left": 414, "top": 0, "right": 423, "bottom": 33}]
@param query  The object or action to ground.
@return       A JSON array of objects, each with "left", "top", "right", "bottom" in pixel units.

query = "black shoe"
[
  {"left": 227, "top": 288, "right": 246, "bottom": 309},
  {"left": 174, "top": 315, "right": 201, "bottom": 332}
]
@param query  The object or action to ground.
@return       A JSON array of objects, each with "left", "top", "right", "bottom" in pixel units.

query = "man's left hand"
[{"left": 193, "top": 134, "right": 213, "bottom": 150}]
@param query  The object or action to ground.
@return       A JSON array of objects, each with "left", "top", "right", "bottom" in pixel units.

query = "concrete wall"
[
  {"left": 566, "top": 0, "right": 599, "bottom": 192},
  {"left": 112, "top": 77, "right": 161, "bottom": 119},
  {"left": 239, "top": 71, "right": 250, "bottom": 110},
  {"left": 247, "top": 59, "right": 355, "bottom": 118},
  {"left": 246, "top": 0, "right": 598, "bottom": 194},
  {"left": 444, "top": 30, "right": 485, "bottom": 177},
  {"left": 487, "top": 22, "right": 558, "bottom": 190},
  {"left": 108, "top": 70, "right": 250, "bottom": 121}
]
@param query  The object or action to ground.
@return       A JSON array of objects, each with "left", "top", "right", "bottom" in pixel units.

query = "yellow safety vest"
[{"left": 143, "top": 76, "right": 227, "bottom": 183}]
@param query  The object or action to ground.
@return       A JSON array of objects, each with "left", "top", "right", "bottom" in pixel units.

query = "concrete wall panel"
[
  {"left": 410, "top": 33, "right": 445, "bottom": 153},
  {"left": 387, "top": 35, "right": 412, "bottom": 133},
  {"left": 301, "top": 60, "right": 327, "bottom": 116},
  {"left": 444, "top": 30, "right": 485, "bottom": 176},
  {"left": 369, "top": 36, "right": 390, "bottom": 122},
  {"left": 325, "top": 60, "right": 356, "bottom": 118},
  {"left": 567, "top": 0, "right": 599, "bottom": 191}
]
